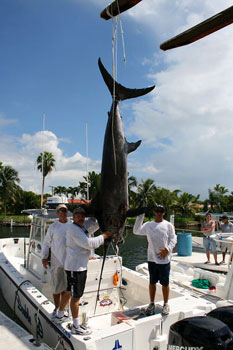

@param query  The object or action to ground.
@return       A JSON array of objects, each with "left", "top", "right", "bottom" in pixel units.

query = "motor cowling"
[
  {"left": 208, "top": 306, "right": 233, "bottom": 332},
  {"left": 168, "top": 316, "right": 233, "bottom": 349}
]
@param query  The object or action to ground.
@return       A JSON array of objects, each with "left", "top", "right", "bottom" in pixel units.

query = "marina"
[
  {"left": 1, "top": 209, "right": 233, "bottom": 350},
  {"left": 1, "top": 1, "right": 233, "bottom": 349}
]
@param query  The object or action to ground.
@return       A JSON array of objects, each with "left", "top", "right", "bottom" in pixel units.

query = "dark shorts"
[
  {"left": 66, "top": 270, "right": 87, "bottom": 299},
  {"left": 148, "top": 261, "right": 170, "bottom": 287}
]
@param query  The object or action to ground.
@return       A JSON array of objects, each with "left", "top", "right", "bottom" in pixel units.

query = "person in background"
[
  {"left": 42, "top": 204, "right": 71, "bottom": 319},
  {"left": 133, "top": 205, "right": 177, "bottom": 316},
  {"left": 201, "top": 212, "right": 219, "bottom": 265},
  {"left": 219, "top": 215, "right": 233, "bottom": 264},
  {"left": 64, "top": 207, "right": 110, "bottom": 335}
]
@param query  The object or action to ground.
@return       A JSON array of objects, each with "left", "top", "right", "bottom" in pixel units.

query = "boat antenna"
[
  {"left": 86, "top": 123, "right": 89, "bottom": 201},
  {"left": 40, "top": 114, "right": 46, "bottom": 208}
]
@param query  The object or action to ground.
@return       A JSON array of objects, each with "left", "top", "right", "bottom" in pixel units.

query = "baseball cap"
[
  {"left": 154, "top": 204, "right": 165, "bottom": 212},
  {"left": 222, "top": 215, "right": 228, "bottom": 220},
  {"left": 73, "top": 207, "right": 86, "bottom": 215},
  {"left": 56, "top": 204, "right": 67, "bottom": 211}
]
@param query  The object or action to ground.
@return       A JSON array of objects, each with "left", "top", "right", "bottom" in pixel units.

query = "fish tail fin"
[{"left": 98, "top": 58, "right": 155, "bottom": 101}]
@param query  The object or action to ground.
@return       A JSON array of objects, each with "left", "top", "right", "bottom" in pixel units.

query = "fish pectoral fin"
[
  {"left": 126, "top": 207, "right": 149, "bottom": 217},
  {"left": 126, "top": 140, "right": 141, "bottom": 154}
]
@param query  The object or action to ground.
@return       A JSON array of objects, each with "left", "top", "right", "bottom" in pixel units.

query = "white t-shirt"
[
  {"left": 64, "top": 218, "right": 104, "bottom": 272},
  {"left": 42, "top": 221, "right": 71, "bottom": 267},
  {"left": 133, "top": 214, "right": 177, "bottom": 264}
]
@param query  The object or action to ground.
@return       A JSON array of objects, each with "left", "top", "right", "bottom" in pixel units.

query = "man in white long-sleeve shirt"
[
  {"left": 64, "top": 207, "right": 110, "bottom": 335},
  {"left": 42, "top": 204, "right": 71, "bottom": 319},
  {"left": 133, "top": 204, "right": 176, "bottom": 316}
]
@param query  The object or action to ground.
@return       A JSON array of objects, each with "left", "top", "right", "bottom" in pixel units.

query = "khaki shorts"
[
  {"left": 51, "top": 265, "right": 67, "bottom": 294},
  {"left": 220, "top": 242, "right": 228, "bottom": 253}
]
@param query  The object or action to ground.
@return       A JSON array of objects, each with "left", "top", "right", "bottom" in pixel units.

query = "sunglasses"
[
  {"left": 57, "top": 209, "right": 67, "bottom": 213},
  {"left": 155, "top": 210, "right": 164, "bottom": 213}
]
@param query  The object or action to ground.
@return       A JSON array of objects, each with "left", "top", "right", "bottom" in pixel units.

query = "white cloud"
[
  {"left": 0, "top": 130, "right": 101, "bottom": 194},
  {"left": 1, "top": 1, "right": 233, "bottom": 201},
  {"left": 124, "top": 1, "right": 233, "bottom": 198},
  {"left": 0, "top": 114, "right": 17, "bottom": 128}
]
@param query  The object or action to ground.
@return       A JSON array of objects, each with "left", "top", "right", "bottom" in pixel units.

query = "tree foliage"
[
  {"left": 0, "top": 163, "right": 21, "bottom": 217},
  {"left": 37, "top": 151, "right": 56, "bottom": 207}
]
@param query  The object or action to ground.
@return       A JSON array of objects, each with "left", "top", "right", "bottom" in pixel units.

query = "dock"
[
  {"left": 172, "top": 251, "right": 229, "bottom": 273},
  {"left": 0, "top": 311, "right": 50, "bottom": 350}
]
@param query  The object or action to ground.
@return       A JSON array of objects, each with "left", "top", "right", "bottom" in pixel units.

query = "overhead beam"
[
  {"left": 160, "top": 6, "right": 233, "bottom": 51},
  {"left": 100, "top": 0, "right": 143, "bottom": 20}
]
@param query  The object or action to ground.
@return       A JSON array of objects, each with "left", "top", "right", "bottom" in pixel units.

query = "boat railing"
[{"left": 175, "top": 228, "right": 202, "bottom": 236}]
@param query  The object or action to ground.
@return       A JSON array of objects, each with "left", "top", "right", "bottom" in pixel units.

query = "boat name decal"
[
  {"left": 100, "top": 296, "right": 112, "bottom": 307},
  {"left": 34, "top": 314, "right": 43, "bottom": 339},
  {"left": 168, "top": 346, "right": 204, "bottom": 350},
  {"left": 16, "top": 295, "right": 32, "bottom": 324}
]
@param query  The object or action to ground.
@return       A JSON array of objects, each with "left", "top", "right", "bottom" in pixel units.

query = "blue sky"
[{"left": 1, "top": 0, "right": 233, "bottom": 199}]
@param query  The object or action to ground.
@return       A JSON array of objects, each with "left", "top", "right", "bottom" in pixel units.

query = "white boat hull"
[{"left": 0, "top": 237, "right": 225, "bottom": 350}]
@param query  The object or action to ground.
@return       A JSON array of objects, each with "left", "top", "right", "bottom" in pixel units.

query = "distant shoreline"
[{"left": 0, "top": 222, "right": 31, "bottom": 227}]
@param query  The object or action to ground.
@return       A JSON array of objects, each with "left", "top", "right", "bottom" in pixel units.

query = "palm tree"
[
  {"left": 128, "top": 175, "right": 138, "bottom": 207},
  {"left": 206, "top": 184, "right": 229, "bottom": 212},
  {"left": 174, "top": 192, "right": 200, "bottom": 217},
  {"left": 79, "top": 171, "right": 101, "bottom": 200},
  {"left": 54, "top": 186, "right": 68, "bottom": 196},
  {"left": 37, "top": 152, "right": 56, "bottom": 207},
  {"left": 136, "top": 178, "right": 156, "bottom": 207},
  {"left": 153, "top": 187, "right": 180, "bottom": 218},
  {"left": 67, "top": 186, "right": 79, "bottom": 204},
  {"left": 0, "top": 164, "right": 21, "bottom": 218},
  {"left": 213, "top": 184, "right": 229, "bottom": 212}
]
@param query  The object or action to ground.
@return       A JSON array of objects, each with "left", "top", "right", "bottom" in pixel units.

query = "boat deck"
[{"left": 172, "top": 251, "right": 229, "bottom": 273}]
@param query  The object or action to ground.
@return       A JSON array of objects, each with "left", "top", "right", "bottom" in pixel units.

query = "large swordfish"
[
  {"left": 87, "top": 59, "right": 155, "bottom": 310},
  {"left": 90, "top": 58, "right": 155, "bottom": 240}
]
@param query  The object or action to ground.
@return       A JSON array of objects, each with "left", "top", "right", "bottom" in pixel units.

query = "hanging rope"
[
  {"left": 111, "top": 0, "right": 127, "bottom": 176},
  {"left": 120, "top": 19, "right": 126, "bottom": 64},
  {"left": 111, "top": 16, "right": 118, "bottom": 176}
]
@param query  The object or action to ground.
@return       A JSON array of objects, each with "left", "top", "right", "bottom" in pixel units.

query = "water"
[
  {"left": 0, "top": 225, "right": 30, "bottom": 238},
  {"left": 0, "top": 225, "right": 148, "bottom": 324}
]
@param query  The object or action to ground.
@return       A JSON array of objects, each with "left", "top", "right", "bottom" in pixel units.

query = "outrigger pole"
[
  {"left": 100, "top": 0, "right": 143, "bottom": 20},
  {"left": 160, "top": 5, "right": 233, "bottom": 51}
]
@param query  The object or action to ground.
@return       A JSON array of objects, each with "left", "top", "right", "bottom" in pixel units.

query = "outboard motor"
[
  {"left": 208, "top": 306, "right": 233, "bottom": 332},
  {"left": 168, "top": 316, "right": 233, "bottom": 349}
]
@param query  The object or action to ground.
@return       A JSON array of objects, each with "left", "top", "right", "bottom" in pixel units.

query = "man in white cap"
[
  {"left": 64, "top": 207, "right": 110, "bottom": 335},
  {"left": 42, "top": 204, "right": 71, "bottom": 319}
]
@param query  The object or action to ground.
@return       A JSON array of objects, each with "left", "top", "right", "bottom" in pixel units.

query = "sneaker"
[
  {"left": 51, "top": 309, "right": 57, "bottom": 319},
  {"left": 162, "top": 303, "right": 170, "bottom": 315},
  {"left": 146, "top": 302, "right": 156, "bottom": 316},
  {"left": 63, "top": 309, "right": 69, "bottom": 317},
  {"left": 55, "top": 313, "right": 70, "bottom": 323},
  {"left": 71, "top": 325, "right": 92, "bottom": 335}
]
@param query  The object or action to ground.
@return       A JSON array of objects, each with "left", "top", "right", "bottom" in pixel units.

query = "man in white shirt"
[
  {"left": 42, "top": 204, "right": 71, "bottom": 319},
  {"left": 64, "top": 207, "right": 110, "bottom": 335},
  {"left": 219, "top": 215, "right": 233, "bottom": 264},
  {"left": 133, "top": 205, "right": 176, "bottom": 316}
]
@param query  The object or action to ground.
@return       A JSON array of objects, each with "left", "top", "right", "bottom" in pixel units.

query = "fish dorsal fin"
[{"left": 126, "top": 139, "right": 141, "bottom": 154}]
